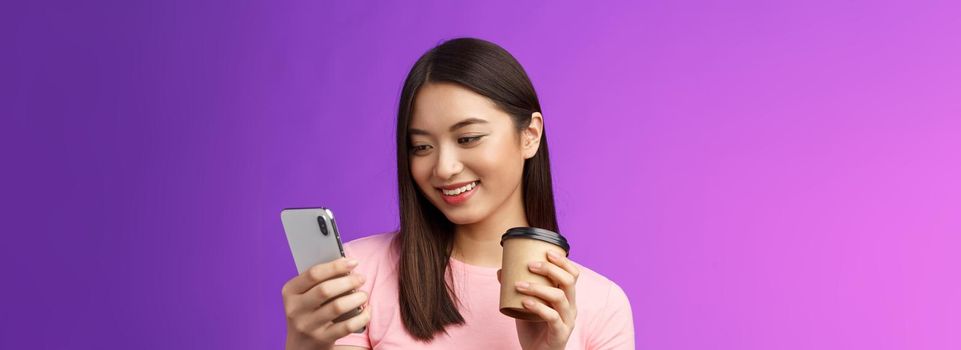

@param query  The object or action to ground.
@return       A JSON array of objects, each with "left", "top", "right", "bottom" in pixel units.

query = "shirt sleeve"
[
  {"left": 332, "top": 241, "right": 373, "bottom": 349},
  {"left": 587, "top": 281, "right": 636, "bottom": 350}
]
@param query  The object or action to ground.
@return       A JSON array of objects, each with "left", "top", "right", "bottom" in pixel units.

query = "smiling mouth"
[{"left": 440, "top": 180, "right": 479, "bottom": 196}]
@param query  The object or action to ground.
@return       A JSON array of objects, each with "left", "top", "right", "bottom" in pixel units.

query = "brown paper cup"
[{"left": 499, "top": 227, "right": 570, "bottom": 321}]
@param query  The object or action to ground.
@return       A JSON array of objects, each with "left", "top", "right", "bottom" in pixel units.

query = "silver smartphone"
[{"left": 281, "top": 207, "right": 365, "bottom": 331}]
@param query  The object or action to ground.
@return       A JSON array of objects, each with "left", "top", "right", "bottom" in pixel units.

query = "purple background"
[{"left": 3, "top": 1, "right": 959, "bottom": 349}]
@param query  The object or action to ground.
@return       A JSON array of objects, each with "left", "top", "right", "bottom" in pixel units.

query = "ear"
[{"left": 522, "top": 112, "right": 544, "bottom": 159}]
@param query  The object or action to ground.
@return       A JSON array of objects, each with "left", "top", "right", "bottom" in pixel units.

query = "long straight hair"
[{"left": 392, "top": 37, "right": 559, "bottom": 342}]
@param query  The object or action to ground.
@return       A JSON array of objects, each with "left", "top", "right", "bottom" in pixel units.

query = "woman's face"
[{"left": 408, "top": 82, "right": 542, "bottom": 225}]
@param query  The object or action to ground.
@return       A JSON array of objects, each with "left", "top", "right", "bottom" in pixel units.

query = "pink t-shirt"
[{"left": 334, "top": 232, "right": 635, "bottom": 349}]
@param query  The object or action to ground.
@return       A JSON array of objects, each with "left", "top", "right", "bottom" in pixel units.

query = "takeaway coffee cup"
[{"left": 499, "top": 226, "right": 571, "bottom": 321}]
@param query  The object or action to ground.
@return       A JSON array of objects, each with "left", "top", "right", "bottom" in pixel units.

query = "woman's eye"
[
  {"left": 458, "top": 136, "right": 483, "bottom": 145},
  {"left": 410, "top": 145, "right": 431, "bottom": 154}
]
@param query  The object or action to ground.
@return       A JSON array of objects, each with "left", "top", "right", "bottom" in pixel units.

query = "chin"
[
  {"left": 438, "top": 205, "right": 486, "bottom": 225},
  {"left": 445, "top": 214, "right": 480, "bottom": 225}
]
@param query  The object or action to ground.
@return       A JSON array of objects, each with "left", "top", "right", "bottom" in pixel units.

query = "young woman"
[{"left": 282, "top": 38, "right": 634, "bottom": 350}]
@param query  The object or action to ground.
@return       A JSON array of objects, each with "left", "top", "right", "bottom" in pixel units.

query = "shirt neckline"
[{"left": 449, "top": 256, "right": 499, "bottom": 276}]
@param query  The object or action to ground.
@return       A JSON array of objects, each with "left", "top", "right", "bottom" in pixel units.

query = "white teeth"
[{"left": 442, "top": 181, "right": 478, "bottom": 196}]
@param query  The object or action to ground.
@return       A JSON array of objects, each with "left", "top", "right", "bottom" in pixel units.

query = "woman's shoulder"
[
  {"left": 343, "top": 230, "right": 399, "bottom": 252},
  {"left": 570, "top": 261, "right": 635, "bottom": 347},
  {"left": 570, "top": 260, "right": 633, "bottom": 315},
  {"left": 342, "top": 230, "right": 401, "bottom": 267}
]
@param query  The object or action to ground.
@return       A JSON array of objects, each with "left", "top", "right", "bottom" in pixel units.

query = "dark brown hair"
[{"left": 392, "top": 37, "right": 559, "bottom": 342}]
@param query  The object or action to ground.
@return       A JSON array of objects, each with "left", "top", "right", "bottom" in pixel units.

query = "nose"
[{"left": 433, "top": 145, "right": 464, "bottom": 180}]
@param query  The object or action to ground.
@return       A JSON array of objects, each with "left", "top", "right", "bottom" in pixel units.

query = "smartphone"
[{"left": 281, "top": 207, "right": 365, "bottom": 332}]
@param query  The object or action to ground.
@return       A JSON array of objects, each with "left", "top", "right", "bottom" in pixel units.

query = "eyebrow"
[{"left": 408, "top": 118, "right": 489, "bottom": 136}]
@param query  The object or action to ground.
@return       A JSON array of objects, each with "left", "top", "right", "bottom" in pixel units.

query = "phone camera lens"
[{"left": 317, "top": 216, "right": 329, "bottom": 236}]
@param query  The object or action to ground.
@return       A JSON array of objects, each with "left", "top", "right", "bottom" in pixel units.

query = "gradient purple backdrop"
[{"left": 3, "top": 1, "right": 959, "bottom": 349}]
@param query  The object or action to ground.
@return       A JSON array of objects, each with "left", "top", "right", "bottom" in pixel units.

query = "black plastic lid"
[{"left": 500, "top": 227, "right": 570, "bottom": 256}]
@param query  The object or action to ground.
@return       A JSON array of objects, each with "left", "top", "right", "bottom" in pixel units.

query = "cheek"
[
  {"left": 409, "top": 158, "right": 432, "bottom": 188},
  {"left": 473, "top": 140, "right": 523, "bottom": 179}
]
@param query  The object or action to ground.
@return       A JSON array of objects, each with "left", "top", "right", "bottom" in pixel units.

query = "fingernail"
[
  {"left": 515, "top": 281, "right": 530, "bottom": 290},
  {"left": 529, "top": 262, "right": 542, "bottom": 270},
  {"left": 345, "top": 259, "right": 359, "bottom": 267},
  {"left": 547, "top": 250, "right": 560, "bottom": 259},
  {"left": 522, "top": 299, "right": 535, "bottom": 307}
]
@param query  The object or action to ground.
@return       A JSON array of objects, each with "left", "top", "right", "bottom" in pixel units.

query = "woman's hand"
[
  {"left": 499, "top": 250, "right": 580, "bottom": 350},
  {"left": 282, "top": 257, "right": 371, "bottom": 350}
]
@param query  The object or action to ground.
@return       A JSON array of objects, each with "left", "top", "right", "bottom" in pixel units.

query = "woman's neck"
[{"left": 451, "top": 188, "right": 529, "bottom": 268}]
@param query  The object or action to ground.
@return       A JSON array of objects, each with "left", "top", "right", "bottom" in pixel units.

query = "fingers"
[
  {"left": 312, "top": 304, "right": 372, "bottom": 344},
  {"left": 520, "top": 252, "right": 581, "bottom": 330},
  {"left": 282, "top": 258, "right": 370, "bottom": 347},
  {"left": 283, "top": 258, "right": 359, "bottom": 296},
  {"left": 521, "top": 297, "right": 569, "bottom": 335},
  {"left": 292, "top": 290, "right": 368, "bottom": 338},
  {"left": 514, "top": 281, "right": 568, "bottom": 309},
  {"left": 546, "top": 250, "right": 580, "bottom": 282},
  {"left": 317, "top": 290, "right": 369, "bottom": 327},
  {"left": 514, "top": 281, "right": 574, "bottom": 324},
  {"left": 300, "top": 273, "right": 367, "bottom": 310},
  {"left": 529, "top": 254, "right": 579, "bottom": 308},
  {"left": 529, "top": 260, "right": 573, "bottom": 286}
]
